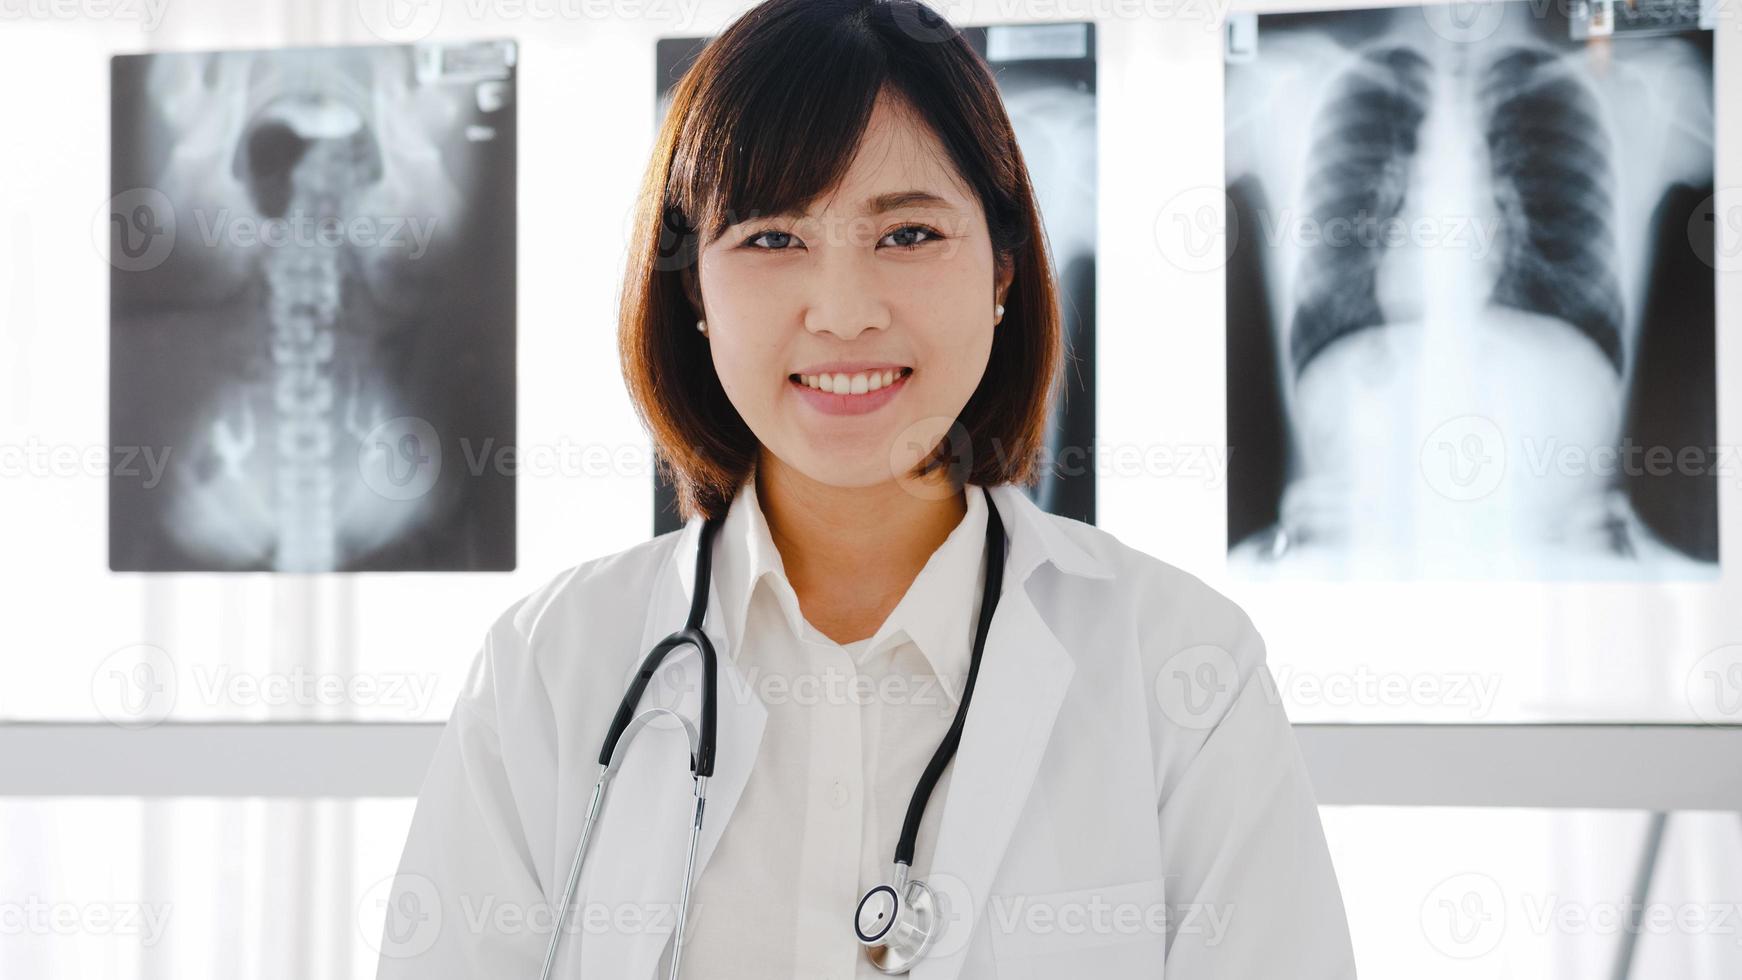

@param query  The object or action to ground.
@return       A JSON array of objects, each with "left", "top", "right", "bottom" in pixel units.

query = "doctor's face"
[{"left": 694, "top": 92, "right": 1012, "bottom": 491}]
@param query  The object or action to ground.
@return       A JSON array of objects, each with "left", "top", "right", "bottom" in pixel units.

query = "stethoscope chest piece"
[{"left": 855, "top": 867, "right": 939, "bottom": 975}]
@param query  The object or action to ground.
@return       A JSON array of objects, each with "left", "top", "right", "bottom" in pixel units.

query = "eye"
[
  {"left": 742, "top": 228, "right": 800, "bottom": 251},
  {"left": 881, "top": 224, "right": 943, "bottom": 250},
  {"left": 739, "top": 224, "right": 944, "bottom": 251}
]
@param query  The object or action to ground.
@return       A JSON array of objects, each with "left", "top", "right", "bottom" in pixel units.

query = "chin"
[{"left": 773, "top": 448, "right": 896, "bottom": 490}]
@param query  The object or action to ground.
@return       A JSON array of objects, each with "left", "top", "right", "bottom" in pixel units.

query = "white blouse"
[{"left": 658, "top": 477, "right": 990, "bottom": 980}]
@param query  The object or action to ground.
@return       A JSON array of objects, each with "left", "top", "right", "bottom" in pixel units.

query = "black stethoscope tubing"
[
  {"left": 598, "top": 483, "right": 1004, "bottom": 863},
  {"left": 546, "top": 484, "right": 1005, "bottom": 979}
]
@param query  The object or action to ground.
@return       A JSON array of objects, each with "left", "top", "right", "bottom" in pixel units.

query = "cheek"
[
  {"left": 710, "top": 334, "right": 784, "bottom": 409},
  {"left": 894, "top": 282, "right": 996, "bottom": 387},
  {"left": 908, "top": 239, "right": 995, "bottom": 330},
  {"left": 698, "top": 257, "right": 790, "bottom": 393}
]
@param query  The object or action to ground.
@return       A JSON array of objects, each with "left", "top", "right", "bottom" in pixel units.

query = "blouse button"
[{"left": 829, "top": 779, "right": 849, "bottom": 809}]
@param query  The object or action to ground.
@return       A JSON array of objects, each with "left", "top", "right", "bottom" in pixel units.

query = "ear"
[
  {"left": 679, "top": 265, "right": 705, "bottom": 319},
  {"left": 994, "top": 252, "right": 1015, "bottom": 308}
]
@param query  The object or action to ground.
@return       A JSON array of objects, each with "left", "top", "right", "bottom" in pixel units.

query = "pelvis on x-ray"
[
  {"left": 109, "top": 42, "right": 517, "bottom": 572},
  {"left": 1223, "top": 3, "right": 1716, "bottom": 579}
]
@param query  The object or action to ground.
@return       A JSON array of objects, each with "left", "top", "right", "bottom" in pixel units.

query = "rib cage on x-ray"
[
  {"left": 108, "top": 41, "right": 517, "bottom": 572},
  {"left": 1224, "top": 2, "right": 1716, "bottom": 579},
  {"left": 649, "top": 24, "right": 1098, "bottom": 535},
  {"left": 1291, "top": 41, "right": 1629, "bottom": 375}
]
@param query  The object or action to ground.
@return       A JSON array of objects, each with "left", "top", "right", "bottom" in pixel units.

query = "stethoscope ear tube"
[
  {"left": 597, "top": 514, "right": 726, "bottom": 778},
  {"left": 599, "top": 627, "right": 719, "bottom": 777},
  {"left": 544, "top": 511, "right": 730, "bottom": 980}
]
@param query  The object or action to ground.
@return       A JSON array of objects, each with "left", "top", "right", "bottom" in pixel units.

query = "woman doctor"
[{"left": 376, "top": 0, "right": 1356, "bottom": 976}]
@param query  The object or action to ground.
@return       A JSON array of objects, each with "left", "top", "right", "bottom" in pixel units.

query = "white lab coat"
[{"left": 375, "top": 484, "right": 1356, "bottom": 979}]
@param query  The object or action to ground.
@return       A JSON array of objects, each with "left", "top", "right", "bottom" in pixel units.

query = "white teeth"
[{"left": 798, "top": 368, "right": 906, "bottom": 394}]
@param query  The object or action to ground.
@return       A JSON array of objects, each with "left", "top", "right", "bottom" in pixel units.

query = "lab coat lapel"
[
  {"left": 911, "top": 486, "right": 1091, "bottom": 980},
  {"left": 573, "top": 516, "right": 767, "bottom": 980}
]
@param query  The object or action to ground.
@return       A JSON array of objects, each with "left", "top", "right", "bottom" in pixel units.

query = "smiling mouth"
[{"left": 787, "top": 366, "right": 913, "bottom": 395}]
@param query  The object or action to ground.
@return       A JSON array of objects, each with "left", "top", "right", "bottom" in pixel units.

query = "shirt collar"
[
  {"left": 710, "top": 477, "right": 988, "bottom": 703},
  {"left": 675, "top": 480, "right": 1115, "bottom": 698}
]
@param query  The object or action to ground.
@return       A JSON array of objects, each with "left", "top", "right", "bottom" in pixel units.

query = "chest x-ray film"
[
  {"left": 649, "top": 23, "right": 1098, "bottom": 536},
  {"left": 1223, "top": 3, "right": 1715, "bottom": 581},
  {"left": 108, "top": 40, "right": 517, "bottom": 572}
]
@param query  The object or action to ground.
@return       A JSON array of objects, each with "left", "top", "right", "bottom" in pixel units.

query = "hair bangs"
[{"left": 669, "top": 14, "right": 891, "bottom": 245}]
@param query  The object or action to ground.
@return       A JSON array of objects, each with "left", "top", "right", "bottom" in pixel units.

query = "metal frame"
[{"left": 2, "top": 722, "right": 1739, "bottom": 809}]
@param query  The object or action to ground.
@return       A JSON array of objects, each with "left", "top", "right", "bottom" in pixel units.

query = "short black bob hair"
[{"left": 620, "top": 0, "right": 1065, "bottom": 523}]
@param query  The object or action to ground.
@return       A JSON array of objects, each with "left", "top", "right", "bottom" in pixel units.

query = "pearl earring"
[
  {"left": 696, "top": 319, "right": 707, "bottom": 336},
  {"left": 994, "top": 304, "right": 1005, "bottom": 321}
]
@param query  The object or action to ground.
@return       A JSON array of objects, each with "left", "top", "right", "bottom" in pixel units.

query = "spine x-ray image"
[
  {"left": 1223, "top": 2, "right": 1715, "bottom": 579},
  {"left": 109, "top": 40, "right": 517, "bottom": 572},
  {"left": 650, "top": 23, "right": 1097, "bottom": 535}
]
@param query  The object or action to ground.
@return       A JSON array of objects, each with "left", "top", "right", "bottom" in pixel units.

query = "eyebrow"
[{"left": 760, "top": 190, "right": 957, "bottom": 221}]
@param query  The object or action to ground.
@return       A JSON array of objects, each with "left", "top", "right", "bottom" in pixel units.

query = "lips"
[{"left": 788, "top": 367, "right": 912, "bottom": 417}]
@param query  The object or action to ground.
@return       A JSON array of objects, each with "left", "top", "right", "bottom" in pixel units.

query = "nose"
[{"left": 802, "top": 249, "right": 893, "bottom": 340}]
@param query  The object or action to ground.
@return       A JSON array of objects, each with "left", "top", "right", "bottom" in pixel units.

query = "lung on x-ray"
[
  {"left": 1223, "top": 2, "right": 1716, "bottom": 580},
  {"left": 108, "top": 40, "right": 517, "bottom": 572}
]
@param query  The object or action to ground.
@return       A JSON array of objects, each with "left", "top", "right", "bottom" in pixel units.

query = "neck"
[{"left": 753, "top": 451, "right": 968, "bottom": 625}]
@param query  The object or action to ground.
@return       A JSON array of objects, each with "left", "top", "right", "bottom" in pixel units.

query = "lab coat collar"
[
  {"left": 675, "top": 480, "right": 1115, "bottom": 630},
  {"left": 600, "top": 481, "right": 1114, "bottom": 980}
]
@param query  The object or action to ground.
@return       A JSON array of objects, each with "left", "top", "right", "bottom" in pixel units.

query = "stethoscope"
[{"left": 539, "top": 484, "right": 1006, "bottom": 980}]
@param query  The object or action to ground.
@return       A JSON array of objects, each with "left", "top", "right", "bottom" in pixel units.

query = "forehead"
[
  {"left": 779, "top": 94, "right": 975, "bottom": 221},
  {"left": 845, "top": 96, "right": 969, "bottom": 198}
]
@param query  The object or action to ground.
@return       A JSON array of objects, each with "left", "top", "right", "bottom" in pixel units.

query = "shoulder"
[
  {"left": 493, "top": 525, "right": 687, "bottom": 642},
  {"left": 1035, "top": 512, "right": 1273, "bottom": 729},
  {"left": 459, "top": 525, "right": 689, "bottom": 711},
  {"left": 1043, "top": 510, "right": 1265, "bottom": 659},
  {"left": 1041, "top": 517, "right": 1288, "bottom": 806}
]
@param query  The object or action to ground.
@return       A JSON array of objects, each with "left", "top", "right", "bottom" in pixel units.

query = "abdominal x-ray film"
[{"left": 108, "top": 41, "right": 517, "bottom": 572}]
